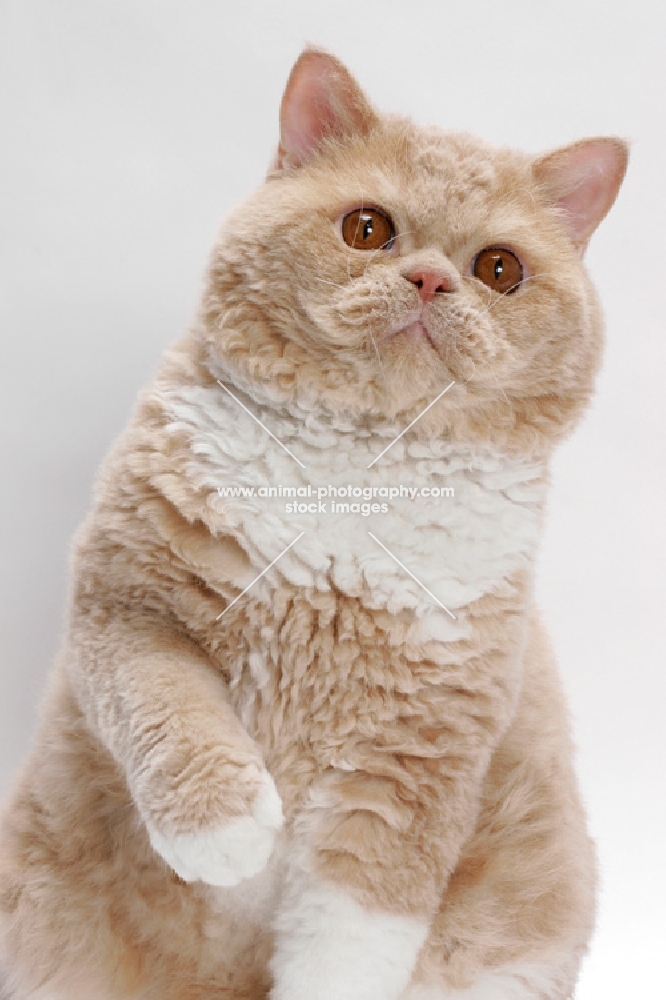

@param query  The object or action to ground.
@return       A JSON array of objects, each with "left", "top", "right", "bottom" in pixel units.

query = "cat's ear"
[
  {"left": 533, "top": 138, "right": 629, "bottom": 253},
  {"left": 272, "top": 49, "right": 378, "bottom": 171}
]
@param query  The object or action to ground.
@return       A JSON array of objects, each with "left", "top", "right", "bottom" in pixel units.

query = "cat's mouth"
[
  {"left": 385, "top": 319, "right": 438, "bottom": 352},
  {"left": 397, "top": 321, "right": 430, "bottom": 342}
]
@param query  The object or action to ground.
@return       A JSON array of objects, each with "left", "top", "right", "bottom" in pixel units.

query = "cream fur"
[
  {"left": 146, "top": 769, "right": 284, "bottom": 886},
  {"left": 270, "top": 873, "right": 429, "bottom": 1000},
  {"left": 404, "top": 960, "right": 571, "bottom": 998},
  {"left": 0, "top": 48, "right": 626, "bottom": 1000}
]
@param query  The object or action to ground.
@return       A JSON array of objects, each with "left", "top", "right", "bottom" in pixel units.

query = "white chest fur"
[{"left": 163, "top": 381, "right": 546, "bottom": 635}]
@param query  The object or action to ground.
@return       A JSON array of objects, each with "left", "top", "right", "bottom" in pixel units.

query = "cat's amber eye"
[
  {"left": 341, "top": 208, "right": 395, "bottom": 251},
  {"left": 473, "top": 248, "right": 523, "bottom": 295}
]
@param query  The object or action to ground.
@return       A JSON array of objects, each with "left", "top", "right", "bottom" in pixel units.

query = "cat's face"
[{"left": 199, "top": 50, "right": 627, "bottom": 452}]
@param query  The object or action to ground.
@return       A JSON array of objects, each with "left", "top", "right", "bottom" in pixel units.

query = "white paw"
[{"left": 147, "top": 771, "right": 284, "bottom": 887}]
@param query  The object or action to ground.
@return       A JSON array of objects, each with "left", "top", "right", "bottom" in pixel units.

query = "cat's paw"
[{"left": 146, "top": 770, "right": 284, "bottom": 887}]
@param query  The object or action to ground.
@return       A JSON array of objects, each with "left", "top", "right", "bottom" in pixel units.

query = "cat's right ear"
[
  {"left": 271, "top": 49, "right": 378, "bottom": 172},
  {"left": 533, "top": 137, "right": 629, "bottom": 253}
]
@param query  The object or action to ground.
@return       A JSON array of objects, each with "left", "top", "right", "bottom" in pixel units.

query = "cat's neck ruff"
[{"left": 163, "top": 378, "right": 547, "bottom": 638}]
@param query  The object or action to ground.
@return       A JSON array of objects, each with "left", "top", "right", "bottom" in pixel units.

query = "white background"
[{"left": 1, "top": 2, "right": 664, "bottom": 996}]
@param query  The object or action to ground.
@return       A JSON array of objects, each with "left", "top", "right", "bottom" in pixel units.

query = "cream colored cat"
[{"left": 0, "top": 49, "right": 627, "bottom": 1000}]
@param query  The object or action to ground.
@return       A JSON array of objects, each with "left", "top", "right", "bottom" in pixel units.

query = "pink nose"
[{"left": 407, "top": 270, "right": 454, "bottom": 303}]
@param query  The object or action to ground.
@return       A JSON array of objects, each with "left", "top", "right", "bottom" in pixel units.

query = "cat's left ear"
[
  {"left": 272, "top": 48, "right": 378, "bottom": 171},
  {"left": 533, "top": 137, "right": 629, "bottom": 253}
]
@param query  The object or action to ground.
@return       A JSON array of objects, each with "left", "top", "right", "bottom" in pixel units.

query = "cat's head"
[{"left": 198, "top": 49, "right": 627, "bottom": 452}]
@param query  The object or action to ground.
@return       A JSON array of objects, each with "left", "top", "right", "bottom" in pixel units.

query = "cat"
[{"left": 0, "top": 48, "right": 627, "bottom": 1000}]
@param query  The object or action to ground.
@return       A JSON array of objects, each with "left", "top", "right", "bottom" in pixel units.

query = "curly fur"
[{"left": 0, "top": 49, "right": 627, "bottom": 999}]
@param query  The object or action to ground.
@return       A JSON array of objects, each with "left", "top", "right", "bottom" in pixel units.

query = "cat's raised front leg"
[{"left": 66, "top": 608, "right": 283, "bottom": 886}]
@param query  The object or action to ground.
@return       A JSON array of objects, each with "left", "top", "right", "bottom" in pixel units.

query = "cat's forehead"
[
  {"left": 396, "top": 124, "right": 528, "bottom": 229},
  {"left": 302, "top": 119, "right": 534, "bottom": 244},
  {"left": 397, "top": 123, "right": 507, "bottom": 187}
]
